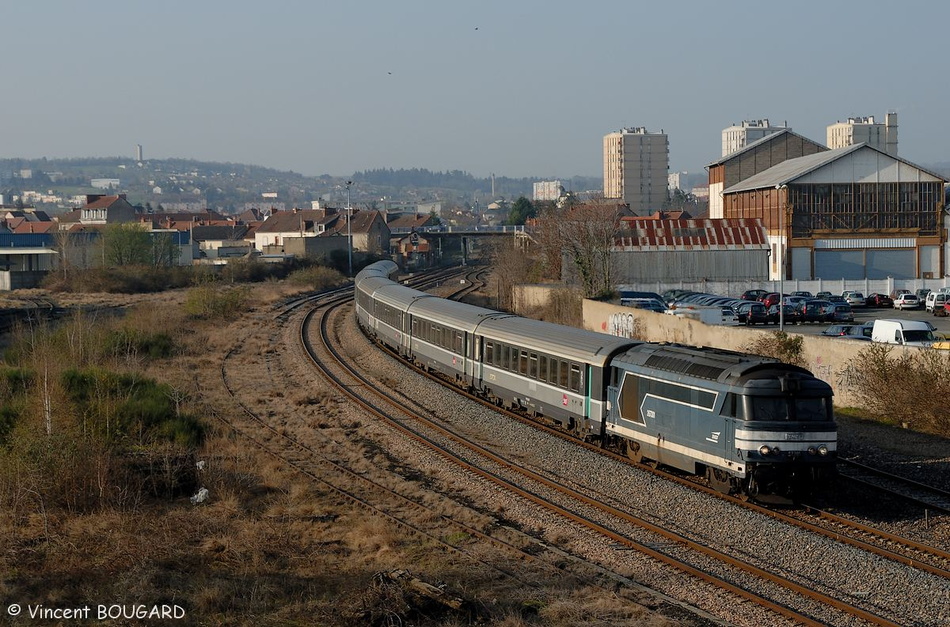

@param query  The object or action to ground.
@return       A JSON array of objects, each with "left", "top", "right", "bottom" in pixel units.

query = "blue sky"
[{"left": 4, "top": 1, "right": 947, "bottom": 181}]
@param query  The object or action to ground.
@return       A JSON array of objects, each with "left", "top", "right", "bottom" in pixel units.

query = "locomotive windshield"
[{"left": 744, "top": 395, "right": 832, "bottom": 421}]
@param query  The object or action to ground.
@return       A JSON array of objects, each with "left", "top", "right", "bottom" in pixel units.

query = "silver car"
[
  {"left": 842, "top": 291, "right": 866, "bottom": 307},
  {"left": 893, "top": 293, "right": 920, "bottom": 310}
]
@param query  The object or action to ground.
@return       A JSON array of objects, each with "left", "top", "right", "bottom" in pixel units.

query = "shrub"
[
  {"left": 60, "top": 368, "right": 205, "bottom": 446},
  {"left": 286, "top": 266, "right": 348, "bottom": 291},
  {"left": 183, "top": 285, "right": 251, "bottom": 320},
  {"left": 851, "top": 343, "right": 950, "bottom": 436},
  {"left": 107, "top": 328, "right": 175, "bottom": 360},
  {"left": 742, "top": 331, "right": 805, "bottom": 367}
]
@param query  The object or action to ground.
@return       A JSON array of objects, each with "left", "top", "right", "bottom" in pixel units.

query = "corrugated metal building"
[
  {"left": 722, "top": 143, "right": 946, "bottom": 280},
  {"left": 611, "top": 218, "right": 768, "bottom": 282},
  {"left": 708, "top": 129, "right": 827, "bottom": 219}
]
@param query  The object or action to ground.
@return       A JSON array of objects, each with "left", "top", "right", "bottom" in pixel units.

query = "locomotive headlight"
[
  {"left": 817, "top": 445, "right": 829, "bottom": 456},
  {"left": 759, "top": 445, "right": 772, "bottom": 456},
  {"left": 807, "top": 446, "right": 817, "bottom": 455}
]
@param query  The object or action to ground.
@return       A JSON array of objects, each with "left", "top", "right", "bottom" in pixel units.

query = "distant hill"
[{"left": 0, "top": 157, "right": 601, "bottom": 214}]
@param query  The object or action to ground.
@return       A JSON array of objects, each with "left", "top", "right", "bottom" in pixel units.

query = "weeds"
[
  {"left": 850, "top": 343, "right": 950, "bottom": 436},
  {"left": 742, "top": 331, "right": 805, "bottom": 367}
]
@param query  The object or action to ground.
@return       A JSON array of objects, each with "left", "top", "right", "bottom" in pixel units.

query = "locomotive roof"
[
  {"left": 612, "top": 342, "right": 801, "bottom": 383},
  {"left": 475, "top": 316, "right": 639, "bottom": 365}
]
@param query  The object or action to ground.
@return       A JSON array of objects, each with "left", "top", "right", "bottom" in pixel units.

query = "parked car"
[
  {"left": 824, "top": 303, "right": 855, "bottom": 322},
  {"left": 890, "top": 288, "right": 912, "bottom": 300},
  {"left": 827, "top": 294, "right": 847, "bottom": 303},
  {"left": 719, "top": 305, "right": 740, "bottom": 325},
  {"left": 866, "top": 293, "right": 894, "bottom": 308},
  {"left": 815, "top": 291, "right": 833, "bottom": 299},
  {"left": 916, "top": 288, "right": 932, "bottom": 302},
  {"left": 766, "top": 304, "right": 802, "bottom": 325},
  {"left": 845, "top": 323, "right": 874, "bottom": 341},
  {"left": 893, "top": 293, "right": 920, "bottom": 310},
  {"left": 925, "top": 291, "right": 949, "bottom": 313},
  {"left": 621, "top": 297, "right": 668, "bottom": 313},
  {"left": 796, "top": 299, "right": 833, "bottom": 324},
  {"left": 740, "top": 289, "right": 769, "bottom": 301},
  {"left": 842, "top": 291, "right": 866, "bottom": 307},
  {"left": 791, "top": 290, "right": 813, "bottom": 298},
  {"left": 732, "top": 301, "right": 769, "bottom": 325},
  {"left": 760, "top": 292, "right": 783, "bottom": 308},
  {"left": 820, "top": 324, "right": 859, "bottom": 337}
]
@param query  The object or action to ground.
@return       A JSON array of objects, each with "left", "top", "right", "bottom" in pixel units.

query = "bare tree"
[
  {"left": 489, "top": 239, "right": 535, "bottom": 311},
  {"left": 555, "top": 201, "right": 622, "bottom": 298}
]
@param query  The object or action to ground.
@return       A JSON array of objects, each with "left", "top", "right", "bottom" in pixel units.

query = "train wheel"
[
  {"left": 707, "top": 468, "right": 733, "bottom": 495},
  {"left": 626, "top": 442, "right": 644, "bottom": 464}
]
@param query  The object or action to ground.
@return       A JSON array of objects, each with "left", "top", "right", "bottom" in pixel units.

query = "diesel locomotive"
[{"left": 355, "top": 261, "right": 837, "bottom": 499}]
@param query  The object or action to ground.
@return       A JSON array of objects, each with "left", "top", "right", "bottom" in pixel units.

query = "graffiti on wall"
[{"left": 607, "top": 312, "right": 641, "bottom": 339}]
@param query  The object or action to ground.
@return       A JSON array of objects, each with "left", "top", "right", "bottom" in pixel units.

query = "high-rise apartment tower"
[
  {"left": 826, "top": 112, "right": 897, "bottom": 156},
  {"left": 603, "top": 127, "right": 669, "bottom": 215},
  {"left": 721, "top": 119, "right": 789, "bottom": 156}
]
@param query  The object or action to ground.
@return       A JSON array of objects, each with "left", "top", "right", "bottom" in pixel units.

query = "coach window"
[
  {"left": 569, "top": 363, "right": 582, "bottom": 392},
  {"left": 509, "top": 347, "right": 518, "bottom": 372},
  {"left": 529, "top": 353, "right": 538, "bottom": 378},
  {"left": 558, "top": 360, "right": 568, "bottom": 389},
  {"left": 539, "top": 356, "right": 548, "bottom": 382},
  {"left": 455, "top": 332, "right": 464, "bottom": 354},
  {"left": 519, "top": 350, "right": 528, "bottom": 375},
  {"left": 485, "top": 342, "right": 494, "bottom": 364},
  {"left": 500, "top": 345, "right": 508, "bottom": 369}
]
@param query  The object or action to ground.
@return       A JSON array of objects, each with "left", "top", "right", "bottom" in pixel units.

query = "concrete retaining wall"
[{"left": 582, "top": 299, "right": 882, "bottom": 408}]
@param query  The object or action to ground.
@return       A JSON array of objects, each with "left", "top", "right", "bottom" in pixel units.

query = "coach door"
[{"left": 468, "top": 332, "right": 479, "bottom": 387}]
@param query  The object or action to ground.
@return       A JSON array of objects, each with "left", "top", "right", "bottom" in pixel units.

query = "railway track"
[
  {"left": 318, "top": 287, "right": 928, "bottom": 626},
  {"left": 378, "top": 278, "right": 950, "bottom": 590},
  {"left": 836, "top": 457, "right": 950, "bottom": 515},
  {"left": 213, "top": 272, "right": 716, "bottom": 624}
]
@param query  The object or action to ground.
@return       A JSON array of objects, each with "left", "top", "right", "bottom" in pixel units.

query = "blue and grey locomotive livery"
[{"left": 355, "top": 261, "right": 836, "bottom": 499}]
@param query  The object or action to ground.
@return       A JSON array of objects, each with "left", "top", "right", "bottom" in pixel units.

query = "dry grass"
[{"left": 0, "top": 279, "right": 687, "bottom": 627}]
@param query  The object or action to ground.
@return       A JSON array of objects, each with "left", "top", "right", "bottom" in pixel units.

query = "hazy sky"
[{"left": 4, "top": 1, "right": 948, "bottom": 180}]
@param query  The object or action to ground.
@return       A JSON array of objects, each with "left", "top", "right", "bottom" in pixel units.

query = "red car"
[
  {"left": 866, "top": 293, "right": 894, "bottom": 308},
  {"left": 761, "top": 292, "right": 783, "bottom": 308}
]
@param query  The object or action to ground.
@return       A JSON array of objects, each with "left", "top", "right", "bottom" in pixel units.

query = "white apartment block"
[
  {"left": 721, "top": 119, "right": 789, "bottom": 156},
  {"left": 603, "top": 127, "right": 669, "bottom": 215},
  {"left": 533, "top": 180, "right": 563, "bottom": 202},
  {"left": 826, "top": 112, "right": 897, "bottom": 155},
  {"left": 668, "top": 171, "right": 687, "bottom": 191}
]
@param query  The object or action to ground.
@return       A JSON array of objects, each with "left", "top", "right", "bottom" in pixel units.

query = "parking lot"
[{"left": 762, "top": 303, "right": 950, "bottom": 338}]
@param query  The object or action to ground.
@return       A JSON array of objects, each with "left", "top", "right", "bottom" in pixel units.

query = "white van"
[
  {"left": 925, "top": 291, "right": 949, "bottom": 313},
  {"left": 870, "top": 319, "right": 936, "bottom": 347}
]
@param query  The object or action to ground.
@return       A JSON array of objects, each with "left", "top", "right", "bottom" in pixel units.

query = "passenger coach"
[{"left": 474, "top": 316, "right": 639, "bottom": 436}]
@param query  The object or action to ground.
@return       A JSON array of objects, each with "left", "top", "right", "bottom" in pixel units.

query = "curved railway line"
[
  {"left": 326, "top": 271, "right": 937, "bottom": 625},
  {"left": 213, "top": 266, "right": 949, "bottom": 626},
  {"left": 214, "top": 272, "right": 723, "bottom": 625},
  {"left": 385, "top": 272, "right": 950, "bottom": 587}
]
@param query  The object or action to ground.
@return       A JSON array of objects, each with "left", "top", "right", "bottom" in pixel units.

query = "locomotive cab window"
[{"left": 744, "top": 395, "right": 832, "bottom": 421}]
